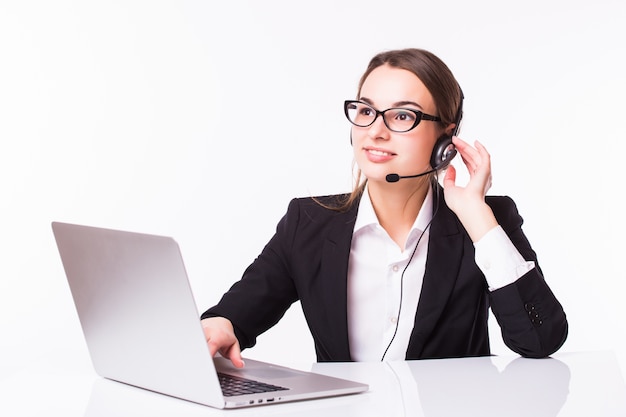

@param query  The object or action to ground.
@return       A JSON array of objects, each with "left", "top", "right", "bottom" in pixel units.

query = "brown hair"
[{"left": 324, "top": 48, "right": 462, "bottom": 212}]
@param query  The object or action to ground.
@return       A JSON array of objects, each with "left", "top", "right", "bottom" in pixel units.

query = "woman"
[{"left": 201, "top": 48, "right": 568, "bottom": 367}]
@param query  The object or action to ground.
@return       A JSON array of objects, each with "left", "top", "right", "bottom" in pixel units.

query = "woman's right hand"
[{"left": 201, "top": 316, "right": 245, "bottom": 368}]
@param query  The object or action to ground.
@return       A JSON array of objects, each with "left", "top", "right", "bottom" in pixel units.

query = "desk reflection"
[
  {"left": 81, "top": 352, "right": 626, "bottom": 417},
  {"left": 311, "top": 355, "right": 570, "bottom": 417},
  {"left": 406, "top": 357, "right": 570, "bottom": 416}
]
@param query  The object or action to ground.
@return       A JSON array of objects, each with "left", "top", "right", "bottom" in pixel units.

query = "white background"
[{"left": 1, "top": 0, "right": 625, "bottom": 376}]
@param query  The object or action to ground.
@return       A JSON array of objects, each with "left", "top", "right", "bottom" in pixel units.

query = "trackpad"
[{"left": 244, "top": 367, "right": 305, "bottom": 380}]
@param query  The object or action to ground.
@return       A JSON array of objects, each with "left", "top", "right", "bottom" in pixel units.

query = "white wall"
[{"left": 1, "top": 0, "right": 625, "bottom": 373}]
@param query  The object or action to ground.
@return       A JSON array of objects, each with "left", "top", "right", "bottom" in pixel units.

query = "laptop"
[{"left": 51, "top": 221, "right": 368, "bottom": 409}]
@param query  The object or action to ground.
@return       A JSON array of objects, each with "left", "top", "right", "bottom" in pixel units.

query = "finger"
[
  {"left": 459, "top": 154, "right": 477, "bottom": 176},
  {"left": 453, "top": 136, "right": 480, "bottom": 161},
  {"left": 221, "top": 344, "right": 245, "bottom": 368},
  {"left": 206, "top": 334, "right": 244, "bottom": 367},
  {"left": 451, "top": 135, "right": 470, "bottom": 149},
  {"left": 453, "top": 137, "right": 480, "bottom": 174},
  {"left": 474, "top": 139, "right": 488, "bottom": 153},
  {"left": 442, "top": 164, "right": 457, "bottom": 189},
  {"left": 472, "top": 140, "right": 492, "bottom": 178},
  {"left": 474, "top": 140, "right": 490, "bottom": 161}
]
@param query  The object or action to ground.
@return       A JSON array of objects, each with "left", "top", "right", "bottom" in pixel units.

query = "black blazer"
[{"left": 202, "top": 186, "right": 568, "bottom": 361}]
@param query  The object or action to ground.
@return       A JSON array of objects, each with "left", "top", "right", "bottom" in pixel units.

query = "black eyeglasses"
[{"left": 344, "top": 100, "right": 441, "bottom": 133}]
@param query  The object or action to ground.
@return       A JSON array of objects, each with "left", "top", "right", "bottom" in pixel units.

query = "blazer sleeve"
[
  {"left": 200, "top": 199, "right": 301, "bottom": 350},
  {"left": 486, "top": 196, "right": 568, "bottom": 358}
]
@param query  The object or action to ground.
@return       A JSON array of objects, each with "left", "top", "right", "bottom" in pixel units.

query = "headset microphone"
[
  {"left": 385, "top": 168, "right": 436, "bottom": 183},
  {"left": 385, "top": 137, "right": 457, "bottom": 183}
]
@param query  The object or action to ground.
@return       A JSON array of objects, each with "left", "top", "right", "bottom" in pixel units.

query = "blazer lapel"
[
  {"left": 407, "top": 187, "right": 465, "bottom": 357},
  {"left": 315, "top": 204, "right": 358, "bottom": 361}
]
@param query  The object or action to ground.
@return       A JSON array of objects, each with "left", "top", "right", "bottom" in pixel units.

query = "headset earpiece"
[
  {"left": 430, "top": 134, "right": 457, "bottom": 170},
  {"left": 429, "top": 87, "right": 464, "bottom": 171}
]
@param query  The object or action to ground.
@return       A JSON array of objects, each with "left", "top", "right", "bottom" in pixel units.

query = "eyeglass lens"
[{"left": 345, "top": 102, "right": 419, "bottom": 132}]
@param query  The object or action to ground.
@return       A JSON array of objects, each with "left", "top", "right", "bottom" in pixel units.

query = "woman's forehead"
[{"left": 360, "top": 65, "right": 435, "bottom": 112}]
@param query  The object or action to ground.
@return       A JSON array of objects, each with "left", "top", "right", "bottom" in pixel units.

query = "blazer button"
[{"left": 525, "top": 303, "right": 542, "bottom": 327}]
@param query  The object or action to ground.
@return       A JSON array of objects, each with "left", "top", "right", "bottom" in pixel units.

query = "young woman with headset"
[{"left": 200, "top": 48, "right": 568, "bottom": 366}]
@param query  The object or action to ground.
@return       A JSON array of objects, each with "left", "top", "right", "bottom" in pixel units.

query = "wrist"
[{"left": 456, "top": 201, "right": 498, "bottom": 242}]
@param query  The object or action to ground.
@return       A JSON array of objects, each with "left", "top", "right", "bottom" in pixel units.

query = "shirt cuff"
[{"left": 474, "top": 225, "right": 536, "bottom": 291}]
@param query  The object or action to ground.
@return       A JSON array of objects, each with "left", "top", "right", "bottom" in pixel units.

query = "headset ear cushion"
[{"left": 430, "top": 135, "right": 457, "bottom": 170}]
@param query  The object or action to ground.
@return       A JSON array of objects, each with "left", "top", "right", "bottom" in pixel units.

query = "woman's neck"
[{"left": 367, "top": 179, "right": 431, "bottom": 250}]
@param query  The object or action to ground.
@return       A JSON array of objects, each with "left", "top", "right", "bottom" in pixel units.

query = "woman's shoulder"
[
  {"left": 485, "top": 195, "right": 516, "bottom": 209},
  {"left": 294, "top": 193, "right": 352, "bottom": 208},
  {"left": 485, "top": 195, "right": 519, "bottom": 212},
  {"left": 284, "top": 193, "right": 356, "bottom": 222},
  {"left": 275, "top": 193, "right": 357, "bottom": 241},
  {"left": 485, "top": 195, "right": 525, "bottom": 227}
]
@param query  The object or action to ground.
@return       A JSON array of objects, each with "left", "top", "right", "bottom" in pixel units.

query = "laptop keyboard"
[{"left": 217, "top": 372, "right": 289, "bottom": 397}]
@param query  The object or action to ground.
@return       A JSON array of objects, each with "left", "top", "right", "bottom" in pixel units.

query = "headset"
[
  {"left": 385, "top": 86, "right": 464, "bottom": 183},
  {"left": 430, "top": 86, "right": 464, "bottom": 171}
]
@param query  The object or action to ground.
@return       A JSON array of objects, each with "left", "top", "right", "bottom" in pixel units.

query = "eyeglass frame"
[{"left": 343, "top": 100, "right": 442, "bottom": 133}]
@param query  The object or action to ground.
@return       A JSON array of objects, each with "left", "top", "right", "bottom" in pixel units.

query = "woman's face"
[{"left": 351, "top": 64, "right": 441, "bottom": 184}]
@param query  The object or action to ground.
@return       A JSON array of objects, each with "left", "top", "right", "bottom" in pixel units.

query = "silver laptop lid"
[{"left": 52, "top": 221, "right": 225, "bottom": 408}]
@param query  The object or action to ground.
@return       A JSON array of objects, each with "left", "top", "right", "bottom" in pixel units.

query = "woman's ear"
[{"left": 444, "top": 123, "right": 456, "bottom": 137}]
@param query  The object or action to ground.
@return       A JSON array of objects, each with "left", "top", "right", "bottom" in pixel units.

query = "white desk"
[{"left": 1, "top": 351, "right": 625, "bottom": 416}]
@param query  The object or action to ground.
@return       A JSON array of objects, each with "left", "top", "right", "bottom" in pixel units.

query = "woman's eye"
[
  {"left": 394, "top": 110, "right": 416, "bottom": 121},
  {"left": 359, "top": 107, "right": 373, "bottom": 116}
]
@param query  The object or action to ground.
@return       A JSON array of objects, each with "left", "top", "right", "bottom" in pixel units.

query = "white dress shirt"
[{"left": 346, "top": 185, "right": 535, "bottom": 361}]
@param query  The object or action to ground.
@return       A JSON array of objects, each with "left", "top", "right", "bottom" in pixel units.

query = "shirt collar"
[{"left": 354, "top": 183, "right": 434, "bottom": 236}]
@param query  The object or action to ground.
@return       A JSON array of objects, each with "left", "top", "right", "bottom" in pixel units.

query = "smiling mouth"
[{"left": 367, "top": 148, "right": 395, "bottom": 156}]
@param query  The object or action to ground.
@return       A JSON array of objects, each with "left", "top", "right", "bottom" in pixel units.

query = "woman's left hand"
[{"left": 442, "top": 136, "right": 498, "bottom": 242}]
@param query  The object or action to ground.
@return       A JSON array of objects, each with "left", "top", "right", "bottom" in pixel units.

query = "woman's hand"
[
  {"left": 201, "top": 317, "right": 245, "bottom": 368},
  {"left": 443, "top": 137, "right": 498, "bottom": 242}
]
